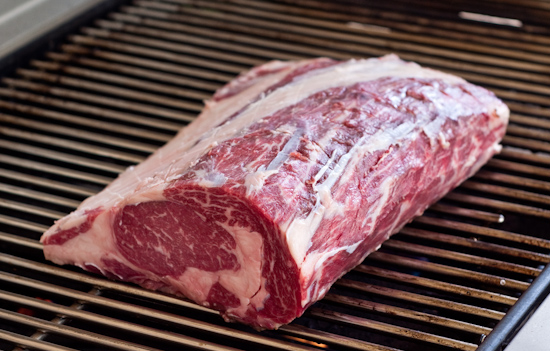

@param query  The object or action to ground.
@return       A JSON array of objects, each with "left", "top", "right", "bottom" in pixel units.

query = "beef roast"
[{"left": 41, "top": 54, "right": 509, "bottom": 329}]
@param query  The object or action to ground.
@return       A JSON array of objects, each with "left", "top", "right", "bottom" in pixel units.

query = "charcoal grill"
[{"left": 1, "top": 0, "right": 550, "bottom": 350}]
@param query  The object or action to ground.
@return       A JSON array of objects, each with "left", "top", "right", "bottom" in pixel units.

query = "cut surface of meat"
[{"left": 41, "top": 54, "right": 509, "bottom": 329}]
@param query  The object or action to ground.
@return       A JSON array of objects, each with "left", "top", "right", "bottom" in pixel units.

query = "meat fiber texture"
[{"left": 41, "top": 54, "right": 509, "bottom": 329}]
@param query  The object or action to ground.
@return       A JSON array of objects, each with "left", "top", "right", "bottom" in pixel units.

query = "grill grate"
[{"left": 1, "top": 0, "right": 550, "bottom": 350}]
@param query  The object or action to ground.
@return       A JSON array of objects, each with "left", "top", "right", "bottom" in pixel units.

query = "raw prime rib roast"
[{"left": 42, "top": 54, "right": 509, "bottom": 329}]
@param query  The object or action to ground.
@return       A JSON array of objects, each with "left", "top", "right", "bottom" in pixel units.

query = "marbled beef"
[{"left": 41, "top": 55, "right": 509, "bottom": 329}]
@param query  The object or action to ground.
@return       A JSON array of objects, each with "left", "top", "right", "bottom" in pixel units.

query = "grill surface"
[{"left": 1, "top": 0, "right": 550, "bottom": 350}]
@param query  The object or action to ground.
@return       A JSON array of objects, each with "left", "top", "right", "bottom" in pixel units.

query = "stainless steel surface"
[
  {"left": 0, "top": 0, "right": 105, "bottom": 62},
  {"left": 0, "top": 0, "right": 549, "bottom": 350},
  {"left": 505, "top": 293, "right": 550, "bottom": 351}
]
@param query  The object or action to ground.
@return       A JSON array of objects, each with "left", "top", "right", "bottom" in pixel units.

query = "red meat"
[{"left": 41, "top": 55, "right": 509, "bottom": 329}]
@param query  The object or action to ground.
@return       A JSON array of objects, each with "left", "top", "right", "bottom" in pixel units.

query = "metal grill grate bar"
[
  {"left": 59, "top": 44, "right": 233, "bottom": 82},
  {"left": 280, "top": 324, "right": 403, "bottom": 351},
  {"left": 354, "top": 265, "right": 518, "bottom": 305},
  {"left": 16, "top": 68, "right": 205, "bottom": 111},
  {"left": 427, "top": 203, "right": 504, "bottom": 223},
  {"left": 0, "top": 199, "right": 65, "bottom": 220},
  {"left": 369, "top": 252, "right": 530, "bottom": 291},
  {"left": 0, "top": 290, "right": 243, "bottom": 351},
  {"left": 309, "top": 309, "right": 478, "bottom": 351},
  {"left": 0, "top": 155, "right": 113, "bottom": 185},
  {"left": 0, "top": 170, "right": 96, "bottom": 197},
  {"left": 0, "top": 308, "right": 161, "bottom": 351},
  {"left": 382, "top": 239, "right": 541, "bottom": 276},
  {"left": 415, "top": 216, "right": 550, "bottom": 247},
  {"left": 510, "top": 114, "right": 550, "bottom": 129},
  {"left": 461, "top": 181, "right": 550, "bottom": 206},
  {"left": 399, "top": 228, "right": 550, "bottom": 264},
  {"left": 475, "top": 171, "right": 550, "bottom": 193},
  {"left": 0, "top": 97, "right": 174, "bottom": 142},
  {"left": 335, "top": 278, "right": 505, "bottom": 320},
  {"left": 29, "top": 61, "right": 212, "bottom": 101},
  {"left": 444, "top": 193, "right": 550, "bottom": 219},
  {"left": 0, "top": 139, "right": 126, "bottom": 174},
  {"left": 0, "top": 329, "right": 78, "bottom": 351},
  {"left": 70, "top": 33, "right": 247, "bottom": 73},
  {"left": 489, "top": 158, "right": 550, "bottom": 177},
  {"left": 2, "top": 77, "right": 193, "bottom": 122},
  {"left": 0, "top": 87, "right": 184, "bottom": 132},
  {"left": 43, "top": 52, "right": 220, "bottom": 92},
  {"left": 0, "top": 113, "right": 154, "bottom": 155},
  {"left": 323, "top": 294, "right": 492, "bottom": 334},
  {"left": 0, "top": 183, "right": 81, "bottom": 209}
]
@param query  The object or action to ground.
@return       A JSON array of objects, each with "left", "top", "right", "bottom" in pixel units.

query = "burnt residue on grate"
[{"left": 1, "top": 0, "right": 550, "bottom": 350}]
